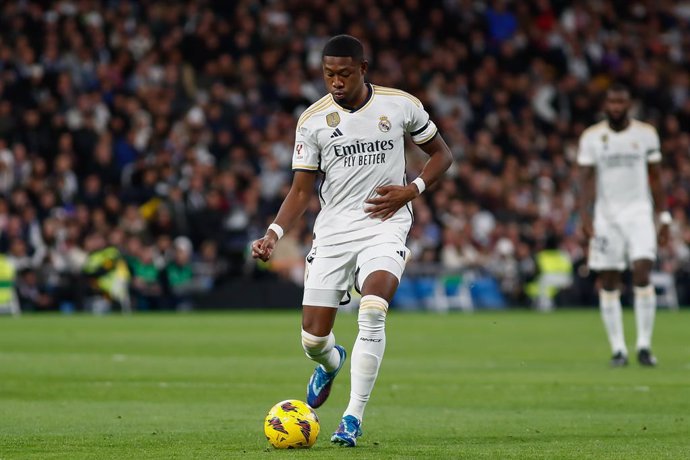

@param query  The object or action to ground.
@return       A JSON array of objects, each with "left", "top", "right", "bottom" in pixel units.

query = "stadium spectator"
[
  {"left": 192, "top": 239, "right": 227, "bottom": 292},
  {"left": 15, "top": 268, "right": 52, "bottom": 312},
  {"left": 130, "top": 245, "right": 163, "bottom": 311},
  {"left": 82, "top": 232, "right": 131, "bottom": 313},
  {"left": 163, "top": 237, "right": 196, "bottom": 310}
]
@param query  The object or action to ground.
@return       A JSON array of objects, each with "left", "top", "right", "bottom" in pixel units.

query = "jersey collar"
[
  {"left": 607, "top": 118, "right": 632, "bottom": 133},
  {"left": 331, "top": 83, "right": 373, "bottom": 113}
]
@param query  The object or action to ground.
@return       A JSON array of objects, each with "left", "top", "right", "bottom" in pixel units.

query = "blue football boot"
[
  {"left": 306, "top": 345, "right": 346, "bottom": 408},
  {"left": 331, "top": 415, "right": 362, "bottom": 447}
]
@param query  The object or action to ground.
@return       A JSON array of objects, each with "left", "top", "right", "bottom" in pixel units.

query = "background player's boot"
[
  {"left": 610, "top": 351, "right": 628, "bottom": 367},
  {"left": 637, "top": 349, "right": 657, "bottom": 367},
  {"left": 331, "top": 415, "right": 362, "bottom": 447},
  {"left": 306, "top": 345, "right": 346, "bottom": 408}
]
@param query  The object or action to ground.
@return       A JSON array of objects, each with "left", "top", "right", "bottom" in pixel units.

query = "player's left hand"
[
  {"left": 658, "top": 224, "right": 670, "bottom": 247},
  {"left": 364, "top": 184, "right": 418, "bottom": 221}
]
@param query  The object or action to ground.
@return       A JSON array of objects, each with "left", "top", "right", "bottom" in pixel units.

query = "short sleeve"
[
  {"left": 405, "top": 99, "right": 438, "bottom": 145},
  {"left": 292, "top": 125, "right": 320, "bottom": 172},
  {"left": 646, "top": 127, "right": 662, "bottom": 163},
  {"left": 577, "top": 132, "right": 595, "bottom": 166}
]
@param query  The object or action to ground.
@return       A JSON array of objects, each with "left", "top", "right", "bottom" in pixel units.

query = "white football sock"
[
  {"left": 344, "top": 295, "right": 388, "bottom": 421},
  {"left": 301, "top": 329, "right": 341, "bottom": 373},
  {"left": 634, "top": 285, "right": 656, "bottom": 351},
  {"left": 599, "top": 289, "right": 627, "bottom": 355}
]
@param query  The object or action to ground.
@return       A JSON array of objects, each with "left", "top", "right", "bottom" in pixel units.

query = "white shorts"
[
  {"left": 588, "top": 215, "right": 657, "bottom": 271},
  {"left": 302, "top": 233, "right": 410, "bottom": 308}
]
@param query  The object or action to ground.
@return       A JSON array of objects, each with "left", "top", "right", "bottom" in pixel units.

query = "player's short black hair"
[
  {"left": 322, "top": 35, "right": 364, "bottom": 61},
  {"left": 607, "top": 82, "right": 630, "bottom": 96}
]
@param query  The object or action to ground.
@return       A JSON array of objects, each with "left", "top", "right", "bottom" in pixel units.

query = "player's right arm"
[
  {"left": 579, "top": 165, "right": 595, "bottom": 239},
  {"left": 253, "top": 120, "right": 321, "bottom": 262},
  {"left": 577, "top": 129, "right": 596, "bottom": 240},
  {"left": 252, "top": 171, "right": 317, "bottom": 262}
]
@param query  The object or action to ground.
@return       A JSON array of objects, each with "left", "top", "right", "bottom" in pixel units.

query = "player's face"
[
  {"left": 322, "top": 56, "right": 367, "bottom": 105},
  {"left": 604, "top": 90, "right": 630, "bottom": 124}
]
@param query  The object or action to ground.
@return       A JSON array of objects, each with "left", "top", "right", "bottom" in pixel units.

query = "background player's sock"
[
  {"left": 633, "top": 284, "right": 656, "bottom": 350},
  {"left": 599, "top": 289, "right": 627, "bottom": 355},
  {"left": 344, "top": 295, "right": 387, "bottom": 421},
  {"left": 301, "top": 329, "right": 341, "bottom": 372}
]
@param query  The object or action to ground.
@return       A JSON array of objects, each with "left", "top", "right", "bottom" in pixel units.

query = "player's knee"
[
  {"left": 601, "top": 281, "right": 617, "bottom": 291},
  {"left": 599, "top": 275, "right": 619, "bottom": 291},
  {"left": 358, "top": 295, "right": 388, "bottom": 333},
  {"left": 633, "top": 276, "right": 650, "bottom": 287},
  {"left": 632, "top": 271, "right": 650, "bottom": 287},
  {"left": 632, "top": 260, "right": 653, "bottom": 286},
  {"left": 301, "top": 329, "right": 335, "bottom": 359}
]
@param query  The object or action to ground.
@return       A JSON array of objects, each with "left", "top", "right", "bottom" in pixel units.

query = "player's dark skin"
[
  {"left": 252, "top": 55, "right": 452, "bottom": 336},
  {"left": 578, "top": 89, "right": 669, "bottom": 291}
]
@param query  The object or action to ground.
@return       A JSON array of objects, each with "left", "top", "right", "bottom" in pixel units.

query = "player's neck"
[{"left": 607, "top": 118, "right": 630, "bottom": 132}]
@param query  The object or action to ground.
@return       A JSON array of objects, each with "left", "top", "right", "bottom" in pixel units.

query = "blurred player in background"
[
  {"left": 252, "top": 35, "right": 452, "bottom": 446},
  {"left": 578, "top": 83, "right": 670, "bottom": 367}
]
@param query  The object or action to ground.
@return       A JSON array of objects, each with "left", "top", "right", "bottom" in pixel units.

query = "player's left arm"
[
  {"left": 648, "top": 162, "right": 670, "bottom": 246},
  {"left": 646, "top": 127, "right": 670, "bottom": 246},
  {"left": 365, "top": 134, "right": 452, "bottom": 220}
]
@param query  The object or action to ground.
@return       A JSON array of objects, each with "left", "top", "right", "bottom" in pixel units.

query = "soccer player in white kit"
[
  {"left": 578, "top": 84, "right": 670, "bottom": 367},
  {"left": 252, "top": 35, "right": 452, "bottom": 446}
]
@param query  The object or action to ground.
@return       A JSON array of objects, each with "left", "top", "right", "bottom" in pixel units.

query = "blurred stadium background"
[
  {"left": 1, "top": 0, "right": 690, "bottom": 314},
  {"left": 3, "top": 2, "right": 690, "bottom": 459}
]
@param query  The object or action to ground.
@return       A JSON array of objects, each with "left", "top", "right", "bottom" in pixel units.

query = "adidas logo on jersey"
[{"left": 330, "top": 128, "right": 343, "bottom": 138}]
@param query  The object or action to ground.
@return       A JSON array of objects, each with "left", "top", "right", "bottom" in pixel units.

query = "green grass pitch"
[{"left": 1, "top": 309, "right": 689, "bottom": 459}]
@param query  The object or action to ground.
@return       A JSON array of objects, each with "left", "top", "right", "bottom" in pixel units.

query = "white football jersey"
[
  {"left": 577, "top": 119, "right": 661, "bottom": 222},
  {"left": 292, "top": 84, "right": 438, "bottom": 246}
]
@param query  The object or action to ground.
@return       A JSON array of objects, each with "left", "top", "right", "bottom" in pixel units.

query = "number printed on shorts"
[{"left": 593, "top": 236, "right": 609, "bottom": 254}]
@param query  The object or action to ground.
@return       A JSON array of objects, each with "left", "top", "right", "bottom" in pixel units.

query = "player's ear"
[{"left": 360, "top": 59, "right": 368, "bottom": 75}]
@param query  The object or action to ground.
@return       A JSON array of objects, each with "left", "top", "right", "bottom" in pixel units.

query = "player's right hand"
[
  {"left": 658, "top": 224, "right": 670, "bottom": 247},
  {"left": 251, "top": 235, "right": 277, "bottom": 262},
  {"left": 581, "top": 215, "right": 594, "bottom": 240}
]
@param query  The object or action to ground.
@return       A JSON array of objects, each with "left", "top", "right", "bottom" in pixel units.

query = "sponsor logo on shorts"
[{"left": 306, "top": 248, "right": 316, "bottom": 264}]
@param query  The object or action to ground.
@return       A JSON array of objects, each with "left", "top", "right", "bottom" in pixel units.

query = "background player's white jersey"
[
  {"left": 577, "top": 119, "right": 661, "bottom": 222},
  {"left": 292, "top": 84, "right": 438, "bottom": 246}
]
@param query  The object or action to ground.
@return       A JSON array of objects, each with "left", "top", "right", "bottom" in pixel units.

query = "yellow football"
[{"left": 264, "top": 399, "right": 320, "bottom": 449}]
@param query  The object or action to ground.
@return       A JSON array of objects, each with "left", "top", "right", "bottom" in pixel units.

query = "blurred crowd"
[{"left": 1, "top": 0, "right": 690, "bottom": 312}]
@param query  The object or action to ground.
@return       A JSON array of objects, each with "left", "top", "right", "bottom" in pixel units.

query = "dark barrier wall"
[{"left": 194, "top": 277, "right": 304, "bottom": 310}]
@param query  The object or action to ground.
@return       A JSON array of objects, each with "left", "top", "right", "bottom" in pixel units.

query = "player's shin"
[
  {"left": 633, "top": 285, "right": 656, "bottom": 350},
  {"left": 344, "top": 295, "right": 388, "bottom": 421},
  {"left": 301, "top": 329, "right": 341, "bottom": 372},
  {"left": 599, "top": 289, "right": 627, "bottom": 355}
]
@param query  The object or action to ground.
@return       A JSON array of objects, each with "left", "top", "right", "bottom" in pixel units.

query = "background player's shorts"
[
  {"left": 302, "top": 233, "right": 410, "bottom": 308},
  {"left": 588, "top": 215, "right": 657, "bottom": 271}
]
